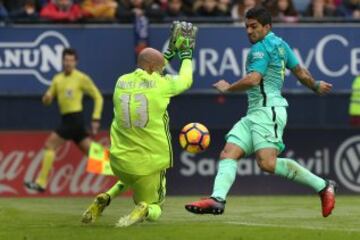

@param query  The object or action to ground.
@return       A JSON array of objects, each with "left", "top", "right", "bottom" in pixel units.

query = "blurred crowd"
[{"left": 0, "top": 0, "right": 359, "bottom": 23}]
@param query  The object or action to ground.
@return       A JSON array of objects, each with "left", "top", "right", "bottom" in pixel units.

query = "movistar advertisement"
[{"left": 0, "top": 25, "right": 358, "bottom": 94}]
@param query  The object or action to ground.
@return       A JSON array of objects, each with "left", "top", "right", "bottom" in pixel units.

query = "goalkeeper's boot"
[
  {"left": 116, "top": 202, "right": 149, "bottom": 227},
  {"left": 185, "top": 197, "right": 225, "bottom": 215},
  {"left": 319, "top": 180, "right": 337, "bottom": 217},
  {"left": 24, "top": 182, "right": 45, "bottom": 193},
  {"left": 81, "top": 193, "right": 111, "bottom": 223}
]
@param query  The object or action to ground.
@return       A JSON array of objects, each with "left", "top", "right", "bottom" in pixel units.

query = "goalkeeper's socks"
[
  {"left": 211, "top": 158, "right": 238, "bottom": 201},
  {"left": 147, "top": 204, "right": 162, "bottom": 221},
  {"left": 36, "top": 149, "right": 55, "bottom": 188},
  {"left": 106, "top": 181, "right": 127, "bottom": 200},
  {"left": 275, "top": 158, "right": 326, "bottom": 192}
]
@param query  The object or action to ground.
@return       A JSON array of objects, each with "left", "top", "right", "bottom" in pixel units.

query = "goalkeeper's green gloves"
[
  {"left": 176, "top": 22, "right": 198, "bottom": 61},
  {"left": 163, "top": 21, "right": 181, "bottom": 62}
]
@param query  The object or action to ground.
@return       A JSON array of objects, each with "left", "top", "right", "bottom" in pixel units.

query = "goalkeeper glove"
[
  {"left": 163, "top": 48, "right": 176, "bottom": 62},
  {"left": 176, "top": 34, "right": 195, "bottom": 61},
  {"left": 178, "top": 49, "right": 193, "bottom": 61},
  {"left": 176, "top": 22, "right": 198, "bottom": 61},
  {"left": 163, "top": 21, "right": 182, "bottom": 62}
]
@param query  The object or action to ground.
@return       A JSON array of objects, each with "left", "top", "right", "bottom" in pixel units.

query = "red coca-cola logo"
[{"left": 0, "top": 131, "right": 117, "bottom": 197}]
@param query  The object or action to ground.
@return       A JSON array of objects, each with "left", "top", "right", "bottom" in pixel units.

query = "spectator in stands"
[
  {"left": 182, "top": 0, "right": 196, "bottom": 15},
  {"left": 231, "top": 0, "right": 261, "bottom": 21},
  {"left": 82, "top": 0, "right": 118, "bottom": 19},
  {"left": 9, "top": 0, "right": 39, "bottom": 20},
  {"left": 40, "top": 0, "right": 84, "bottom": 21},
  {"left": 194, "top": 0, "right": 229, "bottom": 17},
  {"left": 117, "top": 0, "right": 164, "bottom": 22},
  {"left": 155, "top": 0, "right": 169, "bottom": 11},
  {"left": 4, "top": 0, "right": 45, "bottom": 14},
  {"left": 165, "top": 0, "right": 187, "bottom": 18},
  {"left": 0, "top": 0, "right": 8, "bottom": 19},
  {"left": 268, "top": 0, "right": 299, "bottom": 22},
  {"left": 338, "top": 0, "right": 360, "bottom": 18},
  {"left": 218, "top": 0, "right": 232, "bottom": 16},
  {"left": 303, "top": 0, "right": 339, "bottom": 18},
  {"left": 334, "top": 0, "right": 343, "bottom": 6}
]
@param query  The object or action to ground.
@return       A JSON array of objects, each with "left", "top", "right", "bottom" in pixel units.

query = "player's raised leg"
[
  {"left": 185, "top": 142, "right": 245, "bottom": 215},
  {"left": 256, "top": 148, "right": 337, "bottom": 217},
  {"left": 24, "top": 132, "right": 65, "bottom": 192},
  {"left": 82, "top": 181, "right": 128, "bottom": 223}
]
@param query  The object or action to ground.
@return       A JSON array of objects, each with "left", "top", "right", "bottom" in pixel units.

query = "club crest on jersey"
[{"left": 0, "top": 31, "right": 70, "bottom": 86}]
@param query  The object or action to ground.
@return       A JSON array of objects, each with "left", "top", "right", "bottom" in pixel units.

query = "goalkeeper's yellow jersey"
[
  {"left": 46, "top": 69, "right": 103, "bottom": 119},
  {"left": 110, "top": 59, "right": 193, "bottom": 175}
]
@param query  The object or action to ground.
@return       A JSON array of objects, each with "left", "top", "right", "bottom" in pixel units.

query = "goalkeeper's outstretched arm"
[{"left": 177, "top": 59, "right": 193, "bottom": 91}]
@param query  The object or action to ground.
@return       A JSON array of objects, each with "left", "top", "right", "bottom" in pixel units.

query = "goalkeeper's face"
[{"left": 245, "top": 18, "right": 270, "bottom": 44}]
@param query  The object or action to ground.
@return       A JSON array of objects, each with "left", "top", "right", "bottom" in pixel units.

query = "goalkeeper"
[{"left": 81, "top": 21, "right": 198, "bottom": 227}]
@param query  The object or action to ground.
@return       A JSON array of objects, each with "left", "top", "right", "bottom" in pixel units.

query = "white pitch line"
[{"left": 226, "top": 221, "right": 360, "bottom": 232}]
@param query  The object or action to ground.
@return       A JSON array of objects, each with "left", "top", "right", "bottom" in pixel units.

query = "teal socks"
[
  {"left": 211, "top": 158, "right": 238, "bottom": 201},
  {"left": 275, "top": 158, "right": 326, "bottom": 192},
  {"left": 210, "top": 157, "right": 326, "bottom": 202}
]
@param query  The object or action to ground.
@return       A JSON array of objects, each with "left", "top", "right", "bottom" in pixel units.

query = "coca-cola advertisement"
[{"left": 0, "top": 131, "right": 117, "bottom": 197}]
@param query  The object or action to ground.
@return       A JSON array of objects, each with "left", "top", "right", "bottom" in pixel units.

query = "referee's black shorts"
[{"left": 55, "top": 112, "right": 89, "bottom": 144}]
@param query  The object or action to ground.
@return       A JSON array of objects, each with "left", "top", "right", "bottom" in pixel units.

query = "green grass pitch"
[{"left": 0, "top": 196, "right": 359, "bottom": 240}]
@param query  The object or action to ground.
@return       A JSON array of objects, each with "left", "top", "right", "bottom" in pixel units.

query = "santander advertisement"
[{"left": 0, "top": 131, "right": 117, "bottom": 197}]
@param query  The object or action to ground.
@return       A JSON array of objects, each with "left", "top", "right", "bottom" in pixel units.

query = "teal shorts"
[{"left": 226, "top": 106, "right": 287, "bottom": 156}]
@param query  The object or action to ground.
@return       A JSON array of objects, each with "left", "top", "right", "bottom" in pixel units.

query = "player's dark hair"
[
  {"left": 62, "top": 48, "right": 78, "bottom": 59},
  {"left": 246, "top": 6, "right": 272, "bottom": 26}
]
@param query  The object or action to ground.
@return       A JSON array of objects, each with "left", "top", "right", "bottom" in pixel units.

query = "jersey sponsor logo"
[
  {"left": 334, "top": 135, "right": 360, "bottom": 192},
  {"left": 251, "top": 51, "right": 265, "bottom": 59},
  {"left": 0, "top": 31, "right": 70, "bottom": 86}
]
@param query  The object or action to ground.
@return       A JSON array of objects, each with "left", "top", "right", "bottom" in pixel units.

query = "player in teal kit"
[{"left": 185, "top": 7, "right": 337, "bottom": 218}]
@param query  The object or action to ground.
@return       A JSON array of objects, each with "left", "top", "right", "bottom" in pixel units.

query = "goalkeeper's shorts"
[
  {"left": 110, "top": 165, "right": 166, "bottom": 205},
  {"left": 226, "top": 106, "right": 287, "bottom": 156}
]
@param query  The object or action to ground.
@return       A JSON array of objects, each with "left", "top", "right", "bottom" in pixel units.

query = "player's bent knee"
[
  {"left": 256, "top": 156, "right": 276, "bottom": 173},
  {"left": 256, "top": 154, "right": 276, "bottom": 173},
  {"left": 147, "top": 204, "right": 162, "bottom": 222},
  {"left": 219, "top": 150, "right": 239, "bottom": 160},
  {"left": 219, "top": 143, "right": 244, "bottom": 160}
]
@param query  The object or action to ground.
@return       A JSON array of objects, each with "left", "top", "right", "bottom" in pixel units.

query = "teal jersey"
[
  {"left": 246, "top": 32, "right": 299, "bottom": 109},
  {"left": 110, "top": 59, "right": 193, "bottom": 175}
]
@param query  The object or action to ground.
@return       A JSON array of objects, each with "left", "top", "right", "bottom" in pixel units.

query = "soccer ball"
[{"left": 179, "top": 123, "right": 210, "bottom": 153}]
